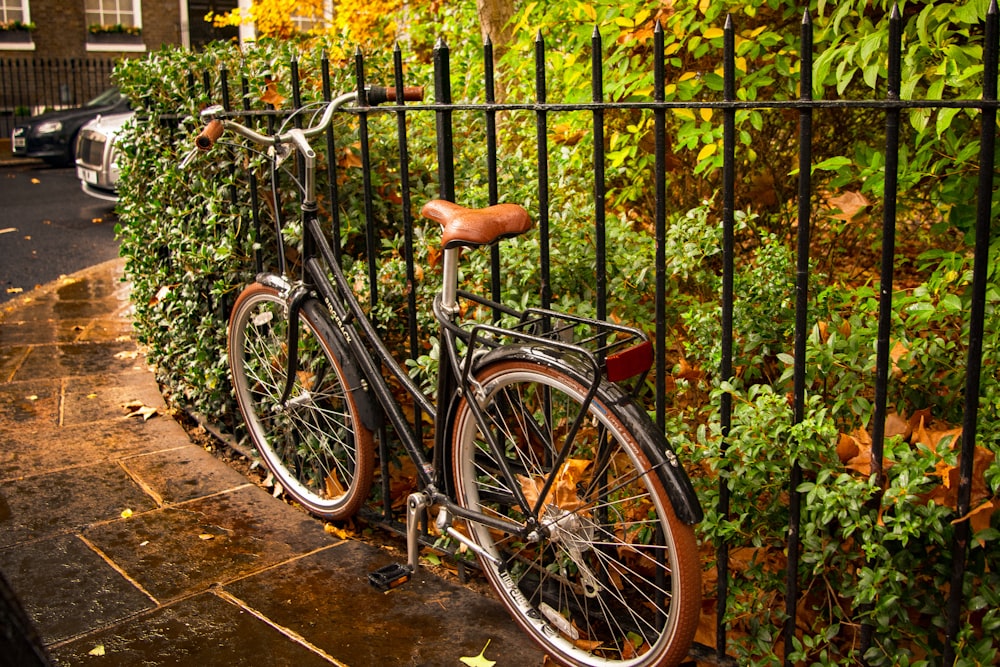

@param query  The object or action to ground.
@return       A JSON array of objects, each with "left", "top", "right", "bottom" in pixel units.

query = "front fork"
[{"left": 277, "top": 283, "right": 312, "bottom": 406}]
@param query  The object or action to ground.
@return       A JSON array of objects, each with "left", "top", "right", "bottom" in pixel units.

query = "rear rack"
[{"left": 450, "top": 291, "right": 654, "bottom": 391}]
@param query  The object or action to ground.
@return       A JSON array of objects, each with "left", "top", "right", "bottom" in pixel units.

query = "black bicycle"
[{"left": 193, "top": 85, "right": 703, "bottom": 667}]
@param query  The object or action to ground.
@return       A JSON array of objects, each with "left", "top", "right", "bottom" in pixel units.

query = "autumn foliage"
[
  {"left": 208, "top": 0, "right": 406, "bottom": 44},
  {"left": 118, "top": 0, "right": 999, "bottom": 664}
]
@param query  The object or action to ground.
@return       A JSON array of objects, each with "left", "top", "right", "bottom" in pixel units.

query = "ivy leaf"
[{"left": 460, "top": 640, "right": 496, "bottom": 667}]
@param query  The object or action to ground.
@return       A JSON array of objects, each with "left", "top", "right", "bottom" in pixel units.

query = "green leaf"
[
  {"left": 940, "top": 293, "right": 963, "bottom": 311},
  {"left": 813, "top": 156, "right": 852, "bottom": 171},
  {"left": 935, "top": 107, "right": 961, "bottom": 137}
]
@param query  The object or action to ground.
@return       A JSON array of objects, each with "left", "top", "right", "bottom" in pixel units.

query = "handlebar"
[{"left": 194, "top": 85, "right": 424, "bottom": 152}]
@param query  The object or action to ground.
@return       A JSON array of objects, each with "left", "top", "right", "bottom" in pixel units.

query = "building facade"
[
  {"left": 1, "top": 1, "right": 238, "bottom": 135},
  {"left": 0, "top": 0, "right": 238, "bottom": 58}
]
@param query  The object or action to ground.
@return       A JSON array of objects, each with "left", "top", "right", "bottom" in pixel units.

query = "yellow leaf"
[
  {"left": 704, "top": 27, "right": 724, "bottom": 39},
  {"left": 678, "top": 71, "right": 697, "bottom": 82},
  {"left": 199, "top": 533, "right": 215, "bottom": 540},
  {"left": 673, "top": 108, "right": 695, "bottom": 121},
  {"left": 460, "top": 640, "right": 496, "bottom": 667},
  {"left": 121, "top": 509, "right": 133, "bottom": 519},
  {"left": 700, "top": 108, "right": 713, "bottom": 122},
  {"left": 89, "top": 645, "right": 106, "bottom": 656},
  {"left": 697, "top": 143, "right": 717, "bottom": 161},
  {"left": 324, "top": 523, "right": 350, "bottom": 540},
  {"left": 30, "top": 178, "right": 40, "bottom": 184}
]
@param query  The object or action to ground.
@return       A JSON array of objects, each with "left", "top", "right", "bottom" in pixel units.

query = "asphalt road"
[{"left": 0, "top": 162, "right": 120, "bottom": 304}]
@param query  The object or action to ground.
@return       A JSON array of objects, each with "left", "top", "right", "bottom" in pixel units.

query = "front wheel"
[
  {"left": 228, "top": 283, "right": 374, "bottom": 520},
  {"left": 451, "top": 359, "right": 701, "bottom": 667}
]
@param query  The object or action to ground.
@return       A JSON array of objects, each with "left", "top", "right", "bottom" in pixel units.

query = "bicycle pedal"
[{"left": 368, "top": 563, "right": 412, "bottom": 591}]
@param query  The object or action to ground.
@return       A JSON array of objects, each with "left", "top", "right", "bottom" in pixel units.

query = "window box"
[
  {"left": 86, "top": 31, "right": 143, "bottom": 45},
  {"left": 86, "top": 23, "right": 144, "bottom": 52},
  {"left": 0, "top": 21, "right": 35, "bottom": 47},
  {"left": 0, "top": 30, "right": 31, "bottom": 43}
]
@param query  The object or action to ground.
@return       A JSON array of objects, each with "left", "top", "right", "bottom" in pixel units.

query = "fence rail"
[
  {"left": 0, "top": 58, "right": 116, "bottom": 136},
  {"left": 163, "top": 4, "right": 996, "bottom": 665}
]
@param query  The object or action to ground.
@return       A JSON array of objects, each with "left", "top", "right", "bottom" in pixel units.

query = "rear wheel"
[
  {"left": 228, "top": 283, "right": 374, "bottom": 520},
  {"left": 451, "top": 359, "right": 700, "bottom": 667}
]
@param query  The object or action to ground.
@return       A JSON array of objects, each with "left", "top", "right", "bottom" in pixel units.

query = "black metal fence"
[
  {"left": 0, "top": 58, "right": 116, "bottom": 136},
  {"left": 172, "top": 5, "right": 996, "bottom": 666}
]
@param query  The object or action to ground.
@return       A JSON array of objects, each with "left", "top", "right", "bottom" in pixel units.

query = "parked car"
[
  {"left": 10, "top": 88, "right": 130, "bottom": 166},
  {"left": 75, "top": 111, "right": 135, "bottom": 202}
]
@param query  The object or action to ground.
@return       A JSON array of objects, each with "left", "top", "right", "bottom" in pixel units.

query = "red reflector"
[{"left": 605, "top": 340, "right": 653, "bottom": 383}]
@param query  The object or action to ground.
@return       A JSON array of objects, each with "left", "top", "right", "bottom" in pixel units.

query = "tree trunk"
[
  {"left": 475, "top": 0, "right": 516, "bottom": 101},
  {"left": 476, "top": 0, "right": 516, "bottom": 49}
]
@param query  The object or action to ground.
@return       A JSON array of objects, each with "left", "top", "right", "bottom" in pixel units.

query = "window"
[
  {"left": 85, "top": 0, "right": 144, "bottom": 52},
  {"left": 85, "top": 0, "right": 141, "bottom": 29},
  {"left": 0, "top": 1, "right": 34, "bottom": 50},
  {"left": 0, "top": 0, "right": 30, "bottom": 24},
  {"left": 291, "top": 0, "right": 332, "bottom": 34}
]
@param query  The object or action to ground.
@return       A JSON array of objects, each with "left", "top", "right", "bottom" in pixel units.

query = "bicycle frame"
[
  {"left": 197, "top": 90, "right": 702, "bottom": 566},
  {"left": 206, "top": 92, "right": 540, "bottom": 539}
]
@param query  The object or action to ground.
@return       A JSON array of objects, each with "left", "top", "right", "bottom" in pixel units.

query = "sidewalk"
[{"left": 0, "top": 259, "right": 545, "bottom": 666}]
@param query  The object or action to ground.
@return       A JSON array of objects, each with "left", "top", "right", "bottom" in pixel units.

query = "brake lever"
[
  {"left": 269, "top": 141, "right": 293, "bottom": 169},
  {"left": 179, "top": 146, "right": 200, "bottom": 169},
  {"left": 200, "top": 104, "right": 225, "bottom": 121}
]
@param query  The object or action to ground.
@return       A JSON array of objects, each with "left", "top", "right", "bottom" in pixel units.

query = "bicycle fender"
[
  {"left": 470, "top": 344, "right": 703, "bottom": 526},
  {"left": 302, "top": 301, "right": 383, "bottom": 433}
]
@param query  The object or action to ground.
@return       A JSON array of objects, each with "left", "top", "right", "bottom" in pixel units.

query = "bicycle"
[{"left": 192, "top": 84, "right": 704, "bottom": 667}]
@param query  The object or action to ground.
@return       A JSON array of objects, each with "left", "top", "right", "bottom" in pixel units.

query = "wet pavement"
[{"left": 0, "top": 259, "right": 546, "bottom": 666}]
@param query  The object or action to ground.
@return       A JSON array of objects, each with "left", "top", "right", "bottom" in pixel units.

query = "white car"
[{"left": 75, "top": 111, "right": 134, "bottom": 202}]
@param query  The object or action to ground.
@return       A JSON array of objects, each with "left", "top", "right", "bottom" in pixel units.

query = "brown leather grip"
[
  {"left": 388, "top": 86, "right": 424, "bottom": 102},
  {"left": 368, "top": 86, "right": 424, "bottom": 105},
  {"left": 195, "top": 120, "right": 224, "bottom": 151}
]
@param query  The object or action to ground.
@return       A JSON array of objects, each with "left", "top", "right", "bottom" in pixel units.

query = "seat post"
[{"left": 440, "top": 246, "right": 460, "bottom": 317}]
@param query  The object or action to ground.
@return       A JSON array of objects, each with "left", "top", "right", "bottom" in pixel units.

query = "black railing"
[
  {"left": 0, "top": 58, "right": 116, "bottom": 136},
  {"left": 175, "top": 4, "right": 997, "bottom": 664}
]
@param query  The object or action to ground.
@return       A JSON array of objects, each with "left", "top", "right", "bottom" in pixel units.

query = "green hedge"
[
  {"left": 113, "top": 27, "right": 1000, "bottom": 666},
  {"left": 114, "top": 40, "right": 419, "bottom": 420}
]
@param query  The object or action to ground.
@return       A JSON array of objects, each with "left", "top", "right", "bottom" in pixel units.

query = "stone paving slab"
[
  {"left": 48, "top": 592, "right": 339, "bottom": 667},
  {"left": 0, "top": 533, "right": 156, "bottom": 644},
  {"left": 82, "top": 484, "right": 338, "bottom": 603},
  {"left": 0, "top": 259, "right": 550, "bottom": 667},
  {"left": 0, "top": 418, "right": 188, "bottom": 480},
  {"left": 0, "top": 463, "right": 159, "bottom": 548},
  {"left": 120, "top": 445, "right": 251, "bottom": 506},
  {"left": 223, "top": 540, "right": 546, "bottom": 666}
]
